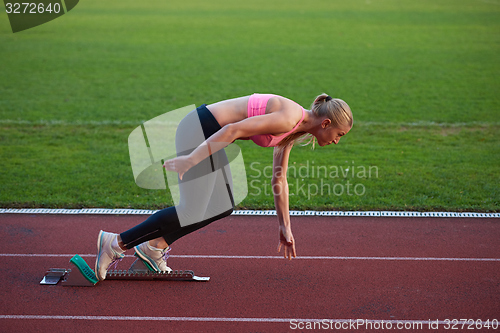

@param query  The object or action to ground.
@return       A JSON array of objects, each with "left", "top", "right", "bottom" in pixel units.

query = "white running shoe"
[
  {"left": 95, "top": 230, "right": 125, "bottom": 281},
  {"left": 134, "top": 242, "right": 172, "bottom": 273}
]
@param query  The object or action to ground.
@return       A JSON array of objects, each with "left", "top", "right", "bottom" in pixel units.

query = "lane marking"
[
  {"left": 1, "top": 253, "right": 499, "bottom": 262},
  {"left": 173, "top": 255, "right": 500, "bottom": 262},
  {"left": 0, "top": 314, "right": 470, "bottom": 326}
]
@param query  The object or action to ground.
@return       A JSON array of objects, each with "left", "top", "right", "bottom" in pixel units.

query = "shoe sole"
[
  {"left": 133, "top": 252, "right": 156, "bottom": 272},
  {"left": 95, "top": 230, "right": 105, "bottom": 280},
  {"left": 134, "top": 246, "right": 160, "bottom": 272}
]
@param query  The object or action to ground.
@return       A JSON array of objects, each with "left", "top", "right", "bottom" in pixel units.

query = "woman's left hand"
[
  {"left": 277, "top": 225, "right": 297, "bottom": 260},
  {"left": 163, "top": 156, "right": 193, "bottom": 180}
]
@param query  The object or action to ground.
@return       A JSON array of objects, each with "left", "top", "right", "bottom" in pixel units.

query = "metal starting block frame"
[{"left": 40, "top": 254, "right": 210, "bottom": 286}]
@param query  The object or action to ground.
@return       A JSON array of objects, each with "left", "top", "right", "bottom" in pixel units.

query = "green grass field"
[{"left": 1, "top": 0, "right": 499, "bottom": 211}]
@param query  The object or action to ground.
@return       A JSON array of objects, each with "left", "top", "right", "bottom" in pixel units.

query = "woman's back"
[{"left": 207, "top": 94, "right": 304, "bottom": 137}]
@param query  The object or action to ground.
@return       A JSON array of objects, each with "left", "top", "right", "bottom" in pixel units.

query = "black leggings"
[{"left": 120, "top": 105, "right": 234, "bottom": 248}]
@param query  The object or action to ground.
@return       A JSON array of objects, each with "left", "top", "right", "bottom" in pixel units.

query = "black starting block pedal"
[{"left": 40, "top": 254, "right": 210, "bottom": 286}]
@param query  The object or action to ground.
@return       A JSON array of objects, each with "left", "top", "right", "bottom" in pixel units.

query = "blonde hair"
[{"left": 275, "top": 93, "right": 353, "bottom": 154}]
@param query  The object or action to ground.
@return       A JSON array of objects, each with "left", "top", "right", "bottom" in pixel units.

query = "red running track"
[{"left": 0, "top": 214, "right": 499, "bottom": 332}]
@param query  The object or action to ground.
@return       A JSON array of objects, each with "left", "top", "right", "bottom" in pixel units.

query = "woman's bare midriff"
[
  {"left": 206, "top": 95, "right": 304, "bottom": 140},
  {"left": 206, "top": 96, "right": 251, "bottom": 128}
]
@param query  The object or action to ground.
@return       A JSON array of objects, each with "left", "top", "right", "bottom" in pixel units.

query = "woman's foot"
[
  {"left": 95, "top": 230, "right": 125, "bottom": 281},
  {"left": 134, "top": 242, "right": 172, "bottom": 273}
]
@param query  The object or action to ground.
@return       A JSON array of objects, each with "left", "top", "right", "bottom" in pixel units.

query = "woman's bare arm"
[{"left": 272, "top": 144, "right": 297, "bottom": 260}]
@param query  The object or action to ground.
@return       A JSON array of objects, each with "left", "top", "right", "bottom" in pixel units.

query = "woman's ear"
[{"left": 321, "top": 118, "right": 331, "bottom": 128}]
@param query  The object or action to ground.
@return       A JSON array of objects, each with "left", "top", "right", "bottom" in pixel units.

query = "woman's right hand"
[
  {"left": 163, "top": 155, "right": 193, "bottom": 180},
  {"left": 277, "top": 225, "right": 296, "bottom": 260}
]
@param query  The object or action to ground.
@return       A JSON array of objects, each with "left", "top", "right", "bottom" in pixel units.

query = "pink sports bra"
[{"left": 246, "top": 93, "right": 305, "bottom": 147}]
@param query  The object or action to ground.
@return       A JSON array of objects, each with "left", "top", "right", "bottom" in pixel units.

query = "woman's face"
[{"left": 316, "top": 121, "right": 351, "bottom": 147}]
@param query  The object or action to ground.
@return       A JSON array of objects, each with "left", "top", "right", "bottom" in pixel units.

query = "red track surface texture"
[{"left": 0, "top": 214, "right": 499, "bottom": 332}]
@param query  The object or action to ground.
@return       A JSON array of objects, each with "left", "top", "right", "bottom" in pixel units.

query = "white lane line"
[
  {"left": 0, "top": 253, "right": 499, "bottom": 261},
  {"left": 0, "top": 314, "right": 469, "bottom": 326},
  {"left": 173, "top": 255, "right": 500, "bottom": 262}
]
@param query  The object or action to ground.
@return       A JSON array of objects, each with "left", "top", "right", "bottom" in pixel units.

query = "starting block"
[{"left": 40, "top": 254, "right": 210, "bottom": 286}]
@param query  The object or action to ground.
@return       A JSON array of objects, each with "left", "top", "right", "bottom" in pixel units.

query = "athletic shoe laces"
[
  {"left": 107, "top": 254, "right": 123, "bottom": 271},
  {"left": 161, "top": 247, "right": 171, "bottom": 264}
]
